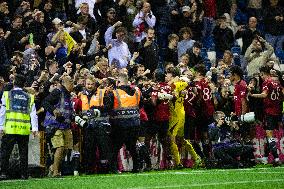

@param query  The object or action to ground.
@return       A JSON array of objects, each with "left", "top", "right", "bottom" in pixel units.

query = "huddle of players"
[
  {"left": 145, "top": 63, "right": 215, "bottom": 169},
  {"left": 134, "top": 63, "right": 283, "bottom": 169},
  {"left": 76, "top": 62, "right": 283, "bottom": 173}
]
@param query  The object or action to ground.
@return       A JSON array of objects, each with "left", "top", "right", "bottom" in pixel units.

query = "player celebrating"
[
  {"left": 193, "top": 64, "right": 215, "bottom": 159},
  {"left": 249, "top": 66, "right": 283, "bottom": 165}
]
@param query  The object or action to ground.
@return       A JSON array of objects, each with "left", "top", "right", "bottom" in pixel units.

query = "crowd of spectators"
[{"left": 0, "top": 0, "right": 284, "bottom": 178}]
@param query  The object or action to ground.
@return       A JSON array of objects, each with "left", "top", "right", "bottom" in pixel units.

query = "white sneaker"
[
  {"left": 74, "top": 171, "right": 79, "bottom": 176},
  {"left": 256, "top": 157, "right": 268, "bottom": 164}
]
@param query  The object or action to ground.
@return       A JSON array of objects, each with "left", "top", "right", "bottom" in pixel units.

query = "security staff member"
[
  {"left": 77, "top": 75, "right": 113, "bottom": 174},
  {"left": 0, "top": 74, "right": 38, "bottom": 180},
  {"left": 108, "top": 73, "right": 142, "bottom": 173}
]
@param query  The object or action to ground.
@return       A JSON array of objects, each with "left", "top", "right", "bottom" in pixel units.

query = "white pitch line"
[
  {"left": 173, "top": 171, "right": 283, "bottom": 175},
  {"left": 126, "top": 179, "right": 284, "bottom": 189},
  {"left": 1, "top": 167, "right": 284, "bottom": 183}
]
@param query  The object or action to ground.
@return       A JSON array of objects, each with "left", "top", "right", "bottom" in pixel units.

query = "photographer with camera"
[
  {"left": 42, "top": 75, "right": 74, "bottom": 177},
  {"left": 208, "top": 111, "right": 255, "bottom": 168},
  {"left": 76, "top": 75, "right": 113, "bottom": 174}
]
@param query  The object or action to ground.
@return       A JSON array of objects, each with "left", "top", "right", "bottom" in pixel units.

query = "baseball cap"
[
  {"left": 182, "top": 6, "right": 190, "bottom": 12},
  {"left": 52, "top": 18, "right": 63, "bottom": 25}
]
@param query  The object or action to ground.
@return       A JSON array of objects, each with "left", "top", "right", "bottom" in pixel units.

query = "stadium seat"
[
  {"left": 207, "top": 50, "right": 216, "bottom": 65},
  {"left": 202, "top": 35, "right": 215, "bottom": 50},
  {"left": 275, "top": 49, "right": 284, "bottom": 64},
  {"left": 233, "top": 55, "right": 241, "bottom": 67},
  {"left": 236, "top": 38, "right": 243, "bottom": 50},
  {"left": 231, "top": 46, "right": 241, "bottom": 55}
]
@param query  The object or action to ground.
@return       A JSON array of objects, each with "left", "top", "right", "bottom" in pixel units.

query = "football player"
[{"left": 249, "top": 66, "right": 283, "bottom": 165}]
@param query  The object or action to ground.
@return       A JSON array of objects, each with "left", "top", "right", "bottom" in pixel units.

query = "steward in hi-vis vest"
[
  {"left": 111, "top": 87, "right": 141, "bottom": 125},
  {"left": 77, "top": 76, "right": 113, "bottom": 174},
  {"left": 108, "top": 73, "right": 142, "bottom": 173},
  {"left": 3, "top": 90, "right": 34, "bottom": 135},
  {"left": 0, "top": 74, "right": 38, "bottom": 180},
  {"left": 79, "top": 88, "right": 109, "bottom": 123}
]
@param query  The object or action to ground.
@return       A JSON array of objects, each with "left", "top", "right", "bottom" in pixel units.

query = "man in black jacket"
[
  {"left": 5, "top": 15, "right": 28, "bottom": 57},
  {"left": 263, "top": 0, "right": 284, "bottom": 51},
  {"left": 208, "top": 111, "right": 255, "bottom": 168},
  {"left": 213, "top": 15, "right": 234, "bottom": 59},
  {"left": 0, "top": 27, "right": 10, "bottom": 80},
  {"left": 138, "top": 28, "right": 159, "bottom": 73},
  {"left": 0, "top": 1, "right": 11, "bottom": 31},
  {"left": 235, "top": 17, "right": 263, "bottom": 55},
  {"left": 186, "top": 41, "right": 203, "bottom": 68}
]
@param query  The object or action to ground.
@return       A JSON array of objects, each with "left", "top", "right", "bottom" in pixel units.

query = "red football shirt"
[
  {"left": 262, "top": 78, "right": 282, "bottom": 116},
  {"left": 233, "top": 80, "right": 247, "bottom": 116},
  {"left": 151, "top": 82, "right": 172, "bottom": 121},
  {"left": 195, "top": 78, "right": 214, "bottom": 117},
  {"left": 184, "top": 86, "right": 198, "bottom": 118}
]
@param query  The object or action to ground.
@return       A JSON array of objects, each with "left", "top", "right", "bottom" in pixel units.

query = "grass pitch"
[{"left": 1, "top": 166, "right": 284, "bottom": 189}]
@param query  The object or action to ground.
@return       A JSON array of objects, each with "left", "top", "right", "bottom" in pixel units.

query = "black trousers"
[
  {"left": 0, "top": 134, "right": 29, "bottom": 177},
  {"left": 213, "top": 143, "right": 254, "bottom": 165},
  {"left": 110, "top": 125, "right": 139, "bottom": 172},
  {"left": 84, "top": 124, "right": 113, "bottom": 172}
]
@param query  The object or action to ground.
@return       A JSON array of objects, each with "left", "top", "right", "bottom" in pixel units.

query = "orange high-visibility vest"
[
  {"left": 113, "top": 88, "right": 140, "bottom": 110},
  {"left": 79, "top": 89, "right": 106, "bottom": 111}
]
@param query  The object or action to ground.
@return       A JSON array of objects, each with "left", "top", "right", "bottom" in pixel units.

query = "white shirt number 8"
[{"left": 203, "top": 88, "right": 211, "bottom": 101}]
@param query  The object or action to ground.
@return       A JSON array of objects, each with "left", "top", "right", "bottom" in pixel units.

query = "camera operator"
[
  {"left": 77, "top": 75, "right": 113, "bottom": 174},
  {"left": 42, "top": 75, "right": 74, "bottom": 177},
  {"left": 208, "top": 111, "right": 255, "bottom": 168}
]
